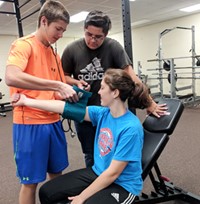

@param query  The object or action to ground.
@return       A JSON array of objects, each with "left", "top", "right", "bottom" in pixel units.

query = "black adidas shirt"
[{"left": 61, "top": 37, "right": 132, "bottom": 106}]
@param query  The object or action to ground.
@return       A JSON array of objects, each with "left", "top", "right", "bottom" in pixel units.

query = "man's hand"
[
  {"left": 58, "top": 83, "right": 79, "bottom": 102},
  {"left": 77, "top": 80, "right": 91, "bottom": 91},
  {"left": 11, "top": 93, "right": 26, "bottom": 106},
  {"left": 54, "top": 91, "right": 62, "bottom": 100}
]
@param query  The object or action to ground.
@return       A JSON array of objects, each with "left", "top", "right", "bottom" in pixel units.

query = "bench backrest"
[{"left": 141, "top": 98, "right": 184, "bottom": 180}]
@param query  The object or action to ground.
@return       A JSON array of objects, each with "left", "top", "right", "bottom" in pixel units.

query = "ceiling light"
[
  {"left": 131, "top": 19, "right": 150, "bottom": 27},
  {"left": 179, "top": 4, "right": 200, "bottom": 12},
  {"left": 70, "top": 11, "right": 89, "bottom": 23},
  {"left": 129, "top": 0, "right": 136, "bottom": 1},
  {"left": 0, "top": 1, "right": 4, "bottom": 7}
]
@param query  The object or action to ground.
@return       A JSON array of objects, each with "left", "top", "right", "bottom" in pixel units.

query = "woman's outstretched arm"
[
  {"left": 11, "top": 93, "right": 91, "bottom": 121},
  {"left": 12, "top": 93, "right": 65, "bottom": 114}
]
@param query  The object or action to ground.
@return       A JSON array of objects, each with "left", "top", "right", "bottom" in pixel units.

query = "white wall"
[
  {"left": 1, "top": 12, "right": 200, "bottom": 103},
  {"left": 56, "top": 37, "right": 79, "bottom": 54},
  {"left": 0, "top": 36, "right": 17, "bottom": 103}
]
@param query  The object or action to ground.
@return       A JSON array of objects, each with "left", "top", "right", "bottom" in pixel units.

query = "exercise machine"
[
  {"left": 0, "top": 92, "right": 12, "bottom": 117},
  {"left": 0, "top": 77, "right": 12, "bottom": 117},
  {"left": 0, "top": 0, "right": 45, "bottom": 37},
  {"left": 147, "top": 26, "right": 200, "bottom": 106}
]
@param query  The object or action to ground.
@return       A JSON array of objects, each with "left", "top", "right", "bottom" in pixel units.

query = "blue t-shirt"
[{"left": 88, "top": 106, "right": 144, "bottom": 195}]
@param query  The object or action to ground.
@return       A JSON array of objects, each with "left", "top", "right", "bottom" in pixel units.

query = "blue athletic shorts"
[{"left": 13, "top": 121, "right": 68, "bottom": 184}]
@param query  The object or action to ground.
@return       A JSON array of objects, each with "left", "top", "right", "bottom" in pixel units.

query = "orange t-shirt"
[{"left": 6, "top": 34, "right": 66, "bottom": 124}]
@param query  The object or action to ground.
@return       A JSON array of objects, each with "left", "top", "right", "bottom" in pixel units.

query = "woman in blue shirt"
[{"left": 12, "top": 68, "right": 152, "bottom": 204}]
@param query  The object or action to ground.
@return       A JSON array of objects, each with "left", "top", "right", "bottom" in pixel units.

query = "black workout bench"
[
  {"left": 135, "top": 98, "right": 200, "bottom": 203},
  {"left": 0, "top": 92, "right": 12, "bottom": 117},
  {"left": 55, "top": 98, "right": 200, "bottom": 204},
  {"left": 0, "top": 102, "right": 12, "bottom": 117}
]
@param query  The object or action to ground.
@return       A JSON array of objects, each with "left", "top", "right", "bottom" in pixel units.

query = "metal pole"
[
  {"left": 191, "top": 25, "right": 196, "bottom": 100},
  {"left": 40, "top": 0, "right": 46, "bottom": 6},
  {"left": 121, "top": 0, "right": 133, "bottom": 62},
  {"left": 121, "top": 0, "right": 136, "bottom": 114},
  {"left": 158, "top": 33, "right": 163, "bottom": 98},
  {"left": 170, "top": 58, "right": 176, "bottom": 98},
  {"left": 13, "top": 0, "right": 23, "bottom": 37}
]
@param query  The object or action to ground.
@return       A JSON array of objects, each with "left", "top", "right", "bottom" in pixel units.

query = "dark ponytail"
[
  {"left": 129, "top": 83, "right": 151, "bottom": 109},
  {"left": 104, "top": 68, "right": 151, "bottom": 109}
]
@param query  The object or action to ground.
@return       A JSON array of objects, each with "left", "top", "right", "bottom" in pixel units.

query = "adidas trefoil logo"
[{"left": 111, "top": 192, "right": 119, "bottom": 202}]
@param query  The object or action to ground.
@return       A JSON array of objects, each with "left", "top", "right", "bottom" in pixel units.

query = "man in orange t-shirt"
[{"left": 5, "top": 1, "right": 78, "bottom": 204}]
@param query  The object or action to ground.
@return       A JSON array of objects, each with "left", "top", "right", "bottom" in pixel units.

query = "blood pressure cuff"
[{"left": 62, "top": 85, "right": 92, "bottom": 122}]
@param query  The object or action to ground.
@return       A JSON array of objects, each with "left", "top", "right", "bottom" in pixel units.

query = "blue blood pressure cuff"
[{"left": 62, "top": 85, "right": 92, "bottom": 122}]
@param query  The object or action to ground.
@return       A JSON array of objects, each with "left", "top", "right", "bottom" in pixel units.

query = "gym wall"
[
  {"left": 1, "top": 12, "right": 200, "bottom": 103},
  {"left": 0, "top": 35, "right": 17, "bottom": 103},
  {"left": 131, "top": 12, "right": 200, "bottom": 97},
  {"left": 111, "top": 12, "right": 200, "bottom": 97}
]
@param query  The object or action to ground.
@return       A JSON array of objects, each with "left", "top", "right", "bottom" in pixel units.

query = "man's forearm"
[
  {"left": 65, "top": 75, "right": 80, "bottom": 86},
  {"left": 6, "top": 66, "right": 63, "bottom": 91}
]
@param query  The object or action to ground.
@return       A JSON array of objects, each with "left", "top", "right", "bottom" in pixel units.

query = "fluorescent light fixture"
[
  {"left": 180, "top": 4, "right": 200, "bottom": 12},
  {"left": 130, "top": 0, "right": 136, "bottom": 1},
  {"left": 70, "top": 11, "right": 89, "bottom": 23},
  {"left": 131, "top": 19, "right": 150, "bottom": 27},
  {"left": 0, "top": 1, "right": 4, "bottom": 7}
]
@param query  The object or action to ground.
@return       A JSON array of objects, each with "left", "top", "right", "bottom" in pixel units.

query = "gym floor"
[{"left": 0, "top": 107, "right": 200, "bottom": 204}]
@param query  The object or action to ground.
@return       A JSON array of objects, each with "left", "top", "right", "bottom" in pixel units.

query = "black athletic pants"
[{"left": 39, "top": 168, "right": 136, "bottom": 204}]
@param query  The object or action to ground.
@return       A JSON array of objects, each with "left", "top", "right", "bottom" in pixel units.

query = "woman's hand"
[
  {"left": 68, "top": 195, "right": 84, "bottom": 204},
  {"left": 147, "top": 100, "right": 168, "bottom": 118}
]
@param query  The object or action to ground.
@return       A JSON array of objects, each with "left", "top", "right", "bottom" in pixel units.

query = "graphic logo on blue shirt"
[
  {"left": 78, "top": 57, "right": 104, "bottom": 82},
  {"left": 98, "top": 128, "right": 113, "bottom": 156}
]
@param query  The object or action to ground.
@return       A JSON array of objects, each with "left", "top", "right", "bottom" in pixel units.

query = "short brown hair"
[
  {"left": 38, "top": 0, "right": 70, "bottom": 28},
  {"left": 84, "top": 10, "right": 111, "bottom": 35}
]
